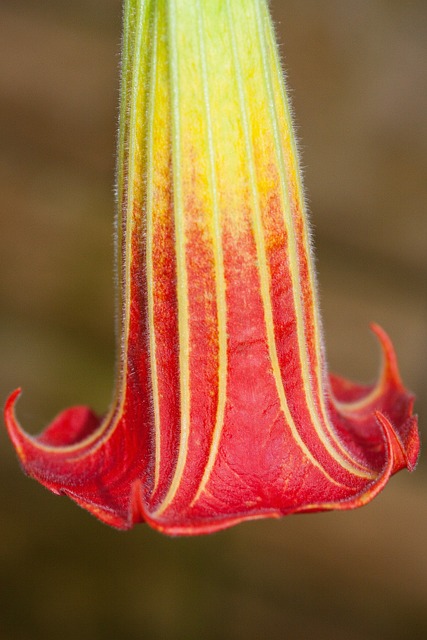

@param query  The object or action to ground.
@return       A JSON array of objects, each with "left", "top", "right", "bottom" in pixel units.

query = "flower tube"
[{"left": 4, "top": 0, "right": 419, "bottom": 535}]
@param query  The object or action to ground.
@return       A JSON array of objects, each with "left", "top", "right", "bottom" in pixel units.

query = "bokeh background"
[{"left": 0, "top": 1, "right": 426, "bottom": 638}]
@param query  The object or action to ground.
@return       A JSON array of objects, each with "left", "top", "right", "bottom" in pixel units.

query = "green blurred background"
[{"left": 0, "top": 1, "right": 426, "bottom": 638}]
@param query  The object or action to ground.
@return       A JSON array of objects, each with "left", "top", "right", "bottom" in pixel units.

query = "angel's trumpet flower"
[{"left": 4, "top": 0, "right": 419, "bottom": 535}]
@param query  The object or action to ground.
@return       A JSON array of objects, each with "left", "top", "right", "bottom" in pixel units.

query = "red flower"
[{"left": 4, "top": 0, "right": 419, "bottom": 535}]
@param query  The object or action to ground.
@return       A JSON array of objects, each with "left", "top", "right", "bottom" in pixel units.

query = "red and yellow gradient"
[{"left": 4, "top": 0, "right": 419, "bottom": 534}]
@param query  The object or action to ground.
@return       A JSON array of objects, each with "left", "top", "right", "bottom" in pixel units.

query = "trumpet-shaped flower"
[{"left": 4, "top": 0, "right": 419, "bottom": 535}]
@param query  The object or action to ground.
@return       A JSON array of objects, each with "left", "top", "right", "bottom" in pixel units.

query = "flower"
[{"left": 4, "top": 0, "right": 419, "bottom": 535}]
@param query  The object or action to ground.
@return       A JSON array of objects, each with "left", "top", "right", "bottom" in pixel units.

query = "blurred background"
[{"left": 0, "top": 1, "right": 426, "bottom": 638}]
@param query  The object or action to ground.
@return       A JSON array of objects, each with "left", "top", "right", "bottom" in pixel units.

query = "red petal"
[{"left": 3, "top": 0, "right": 419, "bottom": 535}]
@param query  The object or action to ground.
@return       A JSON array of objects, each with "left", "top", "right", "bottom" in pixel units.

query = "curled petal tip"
[
  {"left": 369, "top": 322, "right": 404, "bottom": 390},
  {"left": 4, "top": 389, "right": 27, "bottom": 463},
  {"left": 5, "top": 388, "right": 22, "bottom": 421}
]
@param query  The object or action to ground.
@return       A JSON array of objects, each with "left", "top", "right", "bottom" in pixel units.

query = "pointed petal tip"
[
  {"left": 4, "top": 387, "right": 22, "bottom": 422},
  {"left": 369, "top": 322, "right": 404, "bottom": 390},
  {"left": 4, "top": 388, "right": 28, "bottom": 464}
]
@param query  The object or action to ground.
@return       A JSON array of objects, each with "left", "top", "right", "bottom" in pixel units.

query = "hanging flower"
[{"left": 4, "top": 0, "right": 419, "bottom": 535}]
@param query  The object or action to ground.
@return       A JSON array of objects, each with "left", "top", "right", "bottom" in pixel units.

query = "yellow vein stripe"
[
  {"left": 226, "top": 0, "right": 344, "bottom": 488},
  {"left": 145, "top": 6, "right": 161, "bottom": 495},
  {"left": 116, "top": 0, "right": 135, "bottom": 216},
  {"left": 113, "top": 0, "right": 131, "bottom": 414},
  {"left": 153, "top": 0, "right": 191, "bottom": 516},
  {"left": 22, "top": 1, "right": 152, "bottom": 456},
  {"left": 106, "top": 0, "right": 138, "bottom": 420},
  {"left": 191, "top": 0, "right": 228, "bottom": 506},
  {"left": 118, "top": 0, "right": 148, "bottom": 415},
  {"left": 256, "top": 2, "right": 372, "bottom": 478},
  {"left": 83, "top": 0, "right": 150, "bottom": 448}
]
